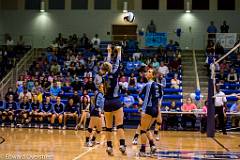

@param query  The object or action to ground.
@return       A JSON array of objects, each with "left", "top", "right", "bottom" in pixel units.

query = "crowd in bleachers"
[
  {"left": 205, "top": 39, "right": 240, "bottom": 128},
  {"left": 0, "top": 34, "right": 31, "bottom": 80},
  {"left": 1, "top": 32, "right": 210, "bottom": 131}
]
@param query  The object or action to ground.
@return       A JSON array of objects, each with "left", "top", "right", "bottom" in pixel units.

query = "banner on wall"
[
  {"left": 145, "top": 32, "right": 168, "bottom": 47},
  {"left": 216, "top": 33, "right": 237, "bottom": 48}
]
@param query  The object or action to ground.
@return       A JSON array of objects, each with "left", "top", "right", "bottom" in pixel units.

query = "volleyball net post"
[{"left": 207, "top": 42, "right": 240, "bottom": 137}]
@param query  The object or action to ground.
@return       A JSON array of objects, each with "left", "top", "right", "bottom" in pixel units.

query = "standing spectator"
[
  {"left": 6, "top": 35, "right": 14, "bottom": 46},
  {"left": 207, "top": 21, "right": 217, "bottom": 40},
  {"left": 220, "top": 21, "right": 229, "bottom": 33},
  {"left": 80, "top": 33, "right": 90, "bottom": 49},
  {"left": 158, "top": 61, "right": 169, "bottom": 76},
  {"left": 146, "top": 20, "right": 156, "bottom": 33},
  {"left": 214, "top": 85, "right": 227, "bottom": 134},
  {"left": 91, "top": 34, "right": 101, "bottom": 50},
  {"left": 181, "top": 97, "right": 197, "bottom": 130}
]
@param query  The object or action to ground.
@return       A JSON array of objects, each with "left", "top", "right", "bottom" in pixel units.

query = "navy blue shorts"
[
  {"left": 145, "top": 107, "right": 159, "bottom": 118},
  {"left": 104, "top": 98, "right": 122, "bottom": 112}
]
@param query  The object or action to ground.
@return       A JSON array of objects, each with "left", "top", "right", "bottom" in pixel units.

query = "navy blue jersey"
[
  {"left": 53, "top": 103, "right": 64, "bottom": 114},
  {"left": 5, "top": 102, "right": 18, "bottom": 110},
  {"left": 41, "top": 102, "right": 52, "bottom": 113},
  {"left": 140, "top": 80, "right": 162, "bottom": 112},
  {"left": 103, "top": 54, "right": 121, "bottom": 99},
  {"left": 31, "top": 102, "right": 41, "bottom": 112},
  {"left": 19, "top": 102, "right": 31, "bottom": 111},
  {"left": 64, "top": 104, "right": 78, "bottom": 113}
]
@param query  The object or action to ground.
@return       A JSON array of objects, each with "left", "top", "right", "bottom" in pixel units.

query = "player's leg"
[
  {"left": 132, "top": 124, "right": 141, "bottom": 145},
  {"left": 85, "top": 116, "right": 95, "bottom": 147},
  {"left": 58, "top": 114, "right": 63, "bottom": 129},
  {"left": 104, "top": 111, "right": 113, "bottom": 155},
  {"left": 154, "top": 112, "right": 162, "bottom": 141},
  {"left": 50, "top": 114, "right": 56, "bottom": 129}
]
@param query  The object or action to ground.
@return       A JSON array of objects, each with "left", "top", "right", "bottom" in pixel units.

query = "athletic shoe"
[
  {"left": 113, "top": 126, "right": 117, "bottom": 131},
  {"left": 132, "top": 138, "right": 138, "bottom": 145},
  {"left": 48, "top": 124, "right": 51, "bottom": 129},
  {"left": 138, "top": 151, "right": 147, "bottom": 157},
  {"left": 155, "top": 135, "right": 160, "bottom": 141},
  {"left": 40, "top": 124, "right": 44, "bottom": 129},
  {"left": 34, "top": 124, "right": 38, "bottom": 128},
  {"left": 28, "top": 124, "right": 31, "bottom": 128},
  {"left": 85, "top": 141, "right": 94, "bottom": 147},
  {"left": 16, "top": 124, "right": 22, "bottom": 128},
  {"left": 62, "top": 126, "right": 66, "bottom": 130},
  {"left": 74, "top": 125, "right": 78, "bottom": 130},
  {"left": 1, "top": 123, "right": 5, "bottom": 127},
  {"left": 119, "top": 145, "right": 127, "bottom": 155},
  {"left": 150, "top": 146, "right": 157, "bottom": 154},
  {"left": 11, "top": 123, "right": 14, "bottom": 128},
  {"left": 58, "top": 126, "right": 62, "bottom": 130},
  {"left": 49, "top": 126, "right": 53, "bottom": 129},
  {"left": 106, "top": 147, "right": 113, "bottom": 156}
]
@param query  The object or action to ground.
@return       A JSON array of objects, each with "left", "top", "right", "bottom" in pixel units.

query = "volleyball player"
[
  {"left": 2, "top": 95, "right": 18, "bottom": 127},
  {"left": 40, "top": 96, "right": 53, "bottom": 129},
  {"left": 85, "top": 83, "right": 104, "bottom": 147},
  {"left": 137, "top": 67, "right": 162, "bottom": 157},
  {"left": 51, "top": 96, "right": 65, "bottom": 129},
  {"left": 99, "top": 44, "right": 126, "bottom": 155},
  {"left": 31, "top": 94, "right": 42, "bottom": 128},
  {"left": 18, "top": 96, "right": 31, "bottom": 127}
]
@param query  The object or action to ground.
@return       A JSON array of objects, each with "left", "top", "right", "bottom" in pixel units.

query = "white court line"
[{"left": 72, "top": 142, "right": 104, "bottom": 160}]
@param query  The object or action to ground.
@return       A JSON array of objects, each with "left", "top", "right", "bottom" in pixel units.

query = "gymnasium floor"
[{"left": 0, "top": 128, "right": 240, "bottom": 160}]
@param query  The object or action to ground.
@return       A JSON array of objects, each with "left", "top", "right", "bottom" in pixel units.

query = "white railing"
[{"left": 193, "top": 50, "right": 200, "bottom": 91}]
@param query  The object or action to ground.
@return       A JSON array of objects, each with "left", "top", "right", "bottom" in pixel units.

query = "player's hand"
[
  {"left": 107, "top": 44, "right": 112, "bottom": 54},
  {"left": 138, "top": 99, "right": 143, "bottom": 105},
  {"left": 115, "top": 46, "right": 121, "bottom": 53}
]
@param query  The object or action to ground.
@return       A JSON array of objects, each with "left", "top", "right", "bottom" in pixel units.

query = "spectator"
[
  {"left": 94, "top": 72, "right": 102, "bottom": 88},
  {"left": 71, "top": 90, "right": 80, "bottom": 106},
  {"left": 207, "top": 21, "right": 217, "bottom": 40},
  {"left": 230, "top": 100, "right": 240, "bottom": 127},
  {"left": 158, "top": 61, "right": 169, "bottom": 76},
  {"left": 18, "top": 87, "right": 32, "bottom": 102},
  {"left": 80, "top": 33, "right": 90, "bottom": 49},
  {"left": 2, "top": 95, "right": 18, "bottom": 127},
  {"left": 50, "top": 60, "right": 61, "bottom": 75},
  {"left": 217, "top": 68, "right": 226, "bottom": 84},
  {"left": 227, "top": 68, "right": 238, "bottom": 89},
  {"left": 40, "top": 96, "right": 53, "bottom": 129},
  {"left": 91, "top": 34, "right": 101, "bottom": 50},
  {"left": 152, "top": 57, "right": 160, "bottom": 69},
  {"left": 215, "top": 42, "right": 224, "bottom": 57},
  {"left": 5, "top": 87, "right": 17, "bottom": 102},
  {"left": 146, "top": 20, "right": 156, "bottom": 33},
  {"left": 128, "top": 73, "right": 137, "bottom": 93},
  {"left": 171, "top": 74, "right": 181, "bottom": 89},
  {"left": 119, "top": 74, "right": 129, "bottom": 92},
  {"left": 85, "top": 77, "right": 96, "bottom": 92},
  {"left": 78, "top": 94, "right": 91, "bottom": 130},
  {"left": 50, "top": 81, "right": 63, "bottom": 99},
  {"left": 181, "top": 97, "right": 197, "bottom": 130},
  {"left": 6, "top": 35, "right": 14, "bottom": 46},
  {"left": 165, "top": 101, "right": 179, "bottom": 130},
  {"left": 220, "top": 21, "right": 229, "bottom": 33},
  {"left": 122, "top": 91, "right": 135, "bottom": 108}
]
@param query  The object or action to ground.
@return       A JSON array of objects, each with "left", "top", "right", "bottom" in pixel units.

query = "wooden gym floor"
[{"left": 0, "top": 128, "right": 240, "bottom": 160}]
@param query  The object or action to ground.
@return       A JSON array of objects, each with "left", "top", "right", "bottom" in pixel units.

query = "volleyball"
[{"left": 124, "top": 12, "right": 135, "bottom": 23}]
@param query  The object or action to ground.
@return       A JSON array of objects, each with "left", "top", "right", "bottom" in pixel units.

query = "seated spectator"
[
  {"left": 122, "top": 91, "right": 135, "bottom": 108},
  {"left": 119, "top": 74, "right": 128, "bottom": 92},
  {"left": 128, "top": 73, "right": 137, "bottom": 93},
  {"left": 18, "top": 87, "right": 32, "bottom": 102},
  {"left": 80, "top": 33, "right": 90, "bottom": 49},
  {"left": 40, "top": 96, "right": 53, "bottom": 129},
  {"left": 94, "top": 72, "right": 102, "bottom": 88},
  {"left": 132, "top": 49, "right": 142, "bottom": 61},
  {"left": 165, "top": 101, "right": 179, "bottom": 130},
  {"left": 215, "top": 42, "right": 224, "bottom": 57},
  {"left": 156, "top": 73, "right": 166, "bottom": 88},
  {"left": 2, "top": 95, "right": 18, "bottom": 127},
  {"left": 85, "top": 77, "right": 96, "bottom": 92},
  {"left": 233, "top": 53, "right": 240, "bottom": 68},
  {"left": 78, "top": 94, "right": 91, "bottom": 130},
  {"left": 227, "top": 68, "right": 238, "bottom": 89},
  {"left": 84, "top": 69, "right": 93, "bottom": 78},
  {"left": 50, "top": 60, "right": 61, "bottom": 75},
  {"left": 50, "top": 81, "right": 63, "bottom": 99},
  {"left": 63, "top": 98, "right": 79, "bottom": 129},
  {"left": 181, "top": 97, "right": 197, "bottom": 130},
  {"left": 171, "top": 74, "right": 181, "bottom": 89},
  {"left": 152, "top": 58, "right": 160, "bottom": 69},
  {"left": 230, "top": 100, "right": 240, "bottom": 127},
  {"left": 217, "top": 68, "right": 226, "bottom": 84},
  {"left": 158, "top": 61, "right": 169, "bottom": 76},
  {"left": 5, "top": 87, "right": 17, "bottom": 102},
  {"left": 169, "top": 57, "right": 180, "bottom": 73},
  {"left": 219, "top": 59, "right": 230, "bottom": 72},
  {"left": 71, "top": 76, "right": 82, "bottom": 91},
  {"left": 51, "top": 96, "right": 65, "bottom": 129},
  {"left": 71, "top": 90, "right": 80, "bottom": 106},
  {"left": 0, "top": 94, "right": 4, "bottom": 125}
]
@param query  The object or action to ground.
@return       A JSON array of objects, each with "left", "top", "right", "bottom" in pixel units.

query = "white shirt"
[
  {"left": 6, "top": 40, "right": 14, "bottom": 45},
  {"left": 91, "top": 37, "right": 100, "bottom": 49},
  {"left": 214, "top": 91, "right": 227, "bottom": 107},
  {"left": 158, "top": 66, "right": 169, "bottom": 76}
]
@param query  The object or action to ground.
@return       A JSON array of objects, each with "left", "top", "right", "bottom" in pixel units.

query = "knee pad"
[
  {"left": 106, "top": 127, "right": 112, "bottom": 132},
  {"left": 140, "top": 130, "right": 147, "bottom": 135},
  {"left": 96, "top": 130, "right": 101, "bottom": 134},
  {"left": 88, "top": 128, "right": 93, "bottom": 133},
  {"left": 116, "top": 124, "right": 124, "bottom": 129}
]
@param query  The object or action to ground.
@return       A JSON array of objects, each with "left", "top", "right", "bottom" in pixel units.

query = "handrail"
[{"left": 193, "top": 50, "right": 200, "bottom": 91}]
